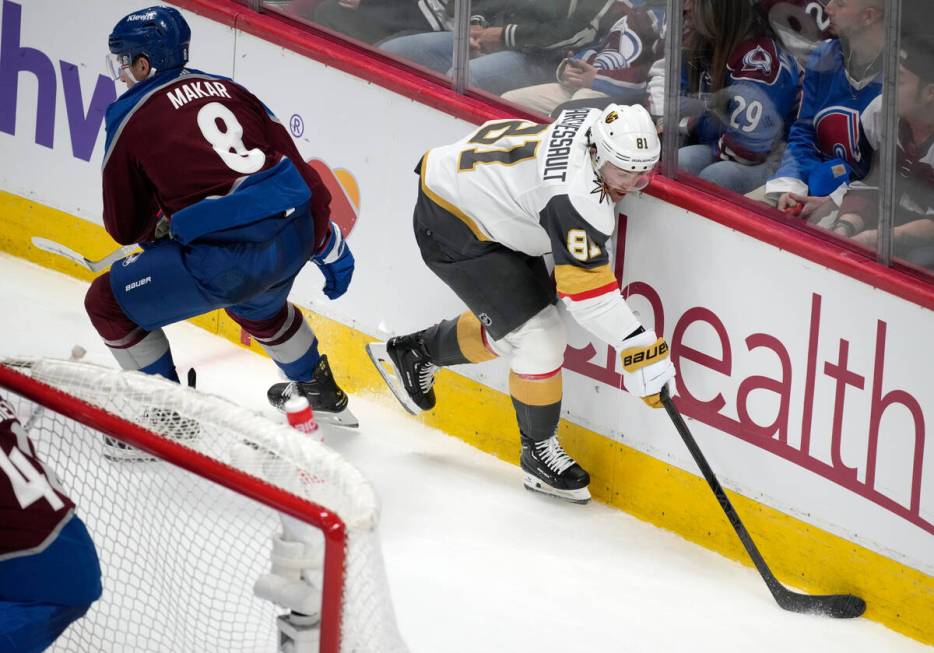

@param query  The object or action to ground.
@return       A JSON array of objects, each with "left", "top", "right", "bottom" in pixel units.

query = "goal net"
[{"left": 0, "top": 358, "right": 408, "bottom": 653}]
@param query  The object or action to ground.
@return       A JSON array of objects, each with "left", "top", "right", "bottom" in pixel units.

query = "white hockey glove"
[{"left": 620, "top": 329, "right": 675, "bottom": 409}]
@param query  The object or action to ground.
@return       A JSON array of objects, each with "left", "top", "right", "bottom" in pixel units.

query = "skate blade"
[
  {"left": 523, "top": 474, "right": 591, "bottom": 505},
  {"left": 365, "top": 342, "right": 423, "bottom": 416},
  {"left": 314, "top": 406, "right": 359, "bottom": 429}
]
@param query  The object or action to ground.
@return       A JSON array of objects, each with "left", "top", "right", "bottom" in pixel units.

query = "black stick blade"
[{"left": 776, "top": 589, "right": 866, "bottom": 618}]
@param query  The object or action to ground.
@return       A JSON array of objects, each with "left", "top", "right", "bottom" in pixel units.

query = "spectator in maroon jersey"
[
  {"left": 0, "top": 398, "right": 102, "bottom": 653},
  {"left": 830, "top": 33, "right": 934, "bottom": 268}
]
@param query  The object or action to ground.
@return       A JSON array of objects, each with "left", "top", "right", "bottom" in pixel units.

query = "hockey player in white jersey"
[{"left": 368, "top": 104, "right": 675, "bottom": 504}]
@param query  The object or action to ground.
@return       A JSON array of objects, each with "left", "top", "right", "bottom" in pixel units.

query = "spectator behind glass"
[
  {"left": 500, "top": 2, "right": 664, "bottom": 117},
  {"left": 379, "top": 1, "right": 614, "bottom": 95},
  {"left": 677, "top": 0, "right": 801, "bottom": 194},
  {"left": 830, "top": 32, "right": 934, "bottom": 269},
  {"left": 311, "top": 0, "right": 452, "bottom": 45},
  {"left": 758, "top": 0, "right": 834, "bottom": 66},
  {"left": 762, "top": 0, "right": 884, "bottom": 219}
]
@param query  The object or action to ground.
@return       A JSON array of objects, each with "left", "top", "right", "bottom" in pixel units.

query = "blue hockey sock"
[{"left": 140, "top": 350, "right": 180, "bottom": 383}]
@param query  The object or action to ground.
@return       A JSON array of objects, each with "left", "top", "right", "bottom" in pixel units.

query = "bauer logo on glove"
[
  {"left": 622, "top": 339, "right": 668, "bottom": 369},
  {"left": 619, "top": 330, "right": 676, "bottom": 409}
]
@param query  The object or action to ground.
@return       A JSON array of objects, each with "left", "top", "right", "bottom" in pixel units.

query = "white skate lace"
[
  {"left": 281, "top": 382, "right": 298, "bottom": 400},
  {"left": 535, "top": 437, "right": 575, "bottom": 475},
  {"left": 417, "top": 363, "right": 437, "bottom": 393}
]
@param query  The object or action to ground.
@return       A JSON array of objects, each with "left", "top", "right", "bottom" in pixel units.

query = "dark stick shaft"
[
  {"left": 658, "top": 387, "right": 866, "bottom": 618},
  {"left": 660, "top": 388, "right": 786, "bottom": 599}
]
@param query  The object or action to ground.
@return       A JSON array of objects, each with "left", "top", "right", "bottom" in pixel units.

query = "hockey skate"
[
  {"left": 267, "top": 355, "right": 358, "bottom": 428},
  {"left": 520, "top": 434, "right": 591, "bottom": 504},
  {"left": 365, "top": 333, "right": 437, "bottom": 415},
  {"left": 102, "top": 408, "right": 201, "bottom": 462}
]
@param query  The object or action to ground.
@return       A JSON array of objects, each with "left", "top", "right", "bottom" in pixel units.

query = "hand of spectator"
[
  {"left": 779, "top": 192, "right": 830, "bottom": 219},
  {"left": 469, "top": 25, "right": 484, "bottom": 55},
  {"left": 561, "top": 58, "right": 598, "bottom": 91},
  {"left": 337, "top": 0, "right": 361, "bottom": 9},
  {"left": 850, "top": 229, "right": 878, "bottom": 248},
  {"left": 472, "top": 26, "right": 504, "bottom": 55}
]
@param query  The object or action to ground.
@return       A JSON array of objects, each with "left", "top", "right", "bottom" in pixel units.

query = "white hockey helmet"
[{"left": 589, "top": 104, "right": 660, "bottom": 174}]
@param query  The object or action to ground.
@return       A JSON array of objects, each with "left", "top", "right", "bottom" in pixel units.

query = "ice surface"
[{"left": 0, "top": 252, "right": 928, "bottom": 653}]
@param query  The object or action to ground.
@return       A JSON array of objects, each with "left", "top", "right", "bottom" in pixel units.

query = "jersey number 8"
[{"left": 197, "top": 102, "right": 266, "bottom": 174}]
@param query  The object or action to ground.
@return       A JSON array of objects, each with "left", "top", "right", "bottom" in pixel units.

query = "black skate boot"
[
  {"left": 385, "top": 332, "right": 437, "bottom": 413},
  {"left": 520, "top": 433, "right": 591, "bottom": 504},
  {"left": 267, "top": 355, "right": 358, "bottom": 428}
]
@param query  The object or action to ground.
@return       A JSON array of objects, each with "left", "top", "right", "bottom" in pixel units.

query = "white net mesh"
[{"left": 1, "top": 358, "right": 408, "bottom": 653}]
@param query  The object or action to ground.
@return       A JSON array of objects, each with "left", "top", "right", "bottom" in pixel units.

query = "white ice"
[{"left": 0, "top": 252, "right": 928, "bottom": 653}]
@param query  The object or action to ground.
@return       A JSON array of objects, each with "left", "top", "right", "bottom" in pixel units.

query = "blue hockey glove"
[{"left": 312, "top": 221, "right": 354, "bottom": 300}]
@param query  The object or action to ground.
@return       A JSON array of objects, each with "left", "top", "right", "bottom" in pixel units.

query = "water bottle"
[{"left": 284, "top": 395, "right": 322, "bottom": 443}]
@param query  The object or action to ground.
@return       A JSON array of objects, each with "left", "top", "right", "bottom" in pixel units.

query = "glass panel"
[
  {"left": 865, "top": 2, "right": 934, "bottom": 276},
  {"left": 472, "top": 1, "right": 668, "bottom": 118},
  {"left": 259, "top": 0, "right": 457, "bottom": 83},
  {"left": 675, "top": 0, "right": 830, "bottom": 202}
]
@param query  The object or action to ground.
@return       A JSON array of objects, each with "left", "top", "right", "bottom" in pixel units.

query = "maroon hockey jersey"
[
  {"left": 0, "top": 398, "right": 75, "bottom": 560},
  {"left": 102, "top": 68, "right": 331, "bottom": 247}
]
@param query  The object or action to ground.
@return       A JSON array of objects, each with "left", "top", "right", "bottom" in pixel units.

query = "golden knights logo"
[{"left": 604, "top": 111, "right": 619, "bottom": 124}]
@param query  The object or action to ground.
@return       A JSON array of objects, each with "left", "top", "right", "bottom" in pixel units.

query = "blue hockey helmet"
[{"left": 108, "top": 6, "right": 191, "bottom": 74}]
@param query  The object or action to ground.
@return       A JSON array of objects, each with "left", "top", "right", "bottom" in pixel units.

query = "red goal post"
[{"left": 0, "top": 358, "right": 408, "bottom": 653}]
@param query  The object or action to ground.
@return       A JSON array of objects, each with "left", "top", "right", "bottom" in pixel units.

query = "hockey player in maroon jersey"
[
  {"left": 368, "top": 105, "right": 676, "bottom": 504},
  {"left": 85, "top": 6, "right": 357, "bottom": 427},
  {"left": 0, "top": 398, "right": 102, "bottom": 653}
]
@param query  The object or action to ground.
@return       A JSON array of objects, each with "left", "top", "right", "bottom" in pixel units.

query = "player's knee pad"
[{"left": 497, "top": 304, "right": 566, "bottom": 376}]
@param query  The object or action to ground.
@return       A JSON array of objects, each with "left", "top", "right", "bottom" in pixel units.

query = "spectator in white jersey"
[
  {"left": 831, "top": 32, "right": 934, "bottom": 268},
  {"left": 368, "top": 105, "right": 675, "bottom": 505},
  {"left": 0, "top": 397, "right": 102, "bottom": 653}
]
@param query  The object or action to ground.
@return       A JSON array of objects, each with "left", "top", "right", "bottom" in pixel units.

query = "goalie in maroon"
[
  {"left": 0, "top": 398, "right": 102, "bottom": 653},
  {"left": 84, "top": 6, "right": 357, "bottom": 427}
]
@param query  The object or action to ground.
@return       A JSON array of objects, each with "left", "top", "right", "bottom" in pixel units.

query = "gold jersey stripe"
[
  {"left": 555, "top": 264, "right": 618, "bottom": 297},
  {"left": 456, "top": 312, "right": 498, "bottom": 363},
  {"left": 509, "top": 370, "right": 562, "bottom": 406},
  {"left": 419, "top": 151, "right": 490, "bottom": 242}
]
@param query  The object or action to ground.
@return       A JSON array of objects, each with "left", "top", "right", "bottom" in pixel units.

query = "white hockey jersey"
[{"left": 419, "top": 108, "right": 643, "bottom": 347}]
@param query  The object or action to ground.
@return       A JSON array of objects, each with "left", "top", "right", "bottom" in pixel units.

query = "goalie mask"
[
  {"left": 107, "top": 6, "right": 191, "bottom": 83},
  {"left": 588, "top": 104, "right": 660, "bottom": 196}
]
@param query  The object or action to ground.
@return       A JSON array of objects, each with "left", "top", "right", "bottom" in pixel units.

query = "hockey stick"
[
  {"left": 659, "top": 386, "right": 866, "bottom": 618},
  {"left": 31, "top": 237, "right": 137, "bottom": 273}
]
